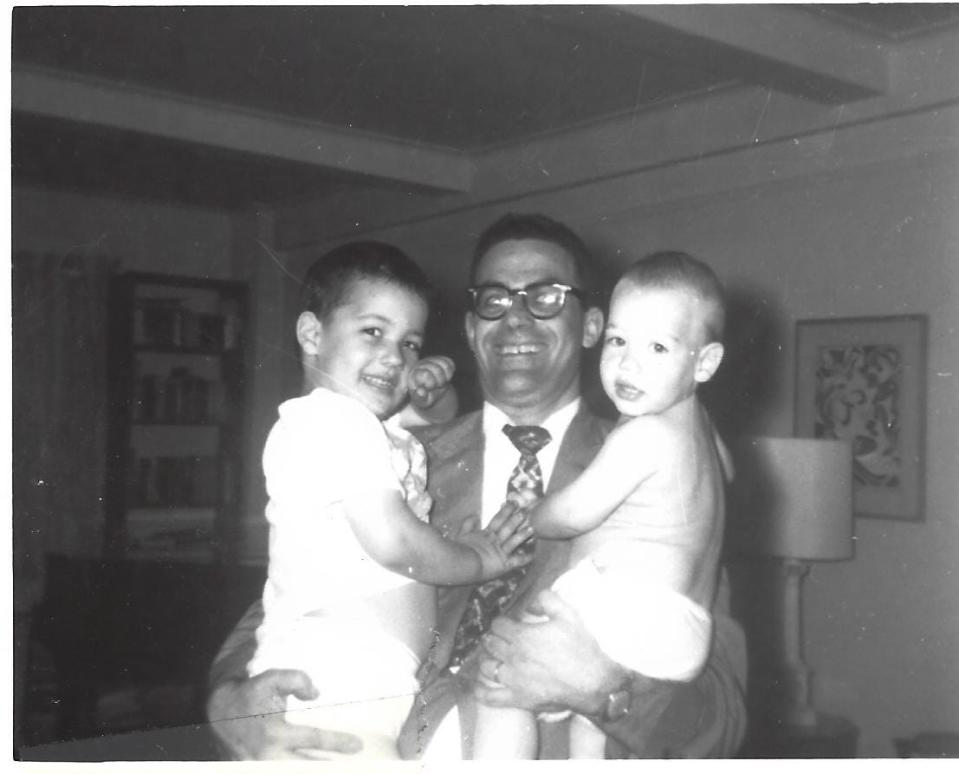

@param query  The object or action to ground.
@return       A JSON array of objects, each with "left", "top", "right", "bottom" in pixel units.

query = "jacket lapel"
[
  {"left": 549, "top": 406, "right": 610, "bottom": 492},
  {"left": 419, "top": 411, "right": 484, "bottom": 536}
]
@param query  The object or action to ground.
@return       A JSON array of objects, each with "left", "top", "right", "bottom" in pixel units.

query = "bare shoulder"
[{"left": 612, "top": 413, "right": 684, "bottom": 451}]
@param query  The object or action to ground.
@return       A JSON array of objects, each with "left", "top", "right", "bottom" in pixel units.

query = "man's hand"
[
  {"left": 407, "top": 355, "right": 455, "bottom": 412},
  {"left": 473, "top": 589, "right": 628, "bottom": 715},
  {"left": 206, "top": 669, "right": 362, "bottom": 760}
]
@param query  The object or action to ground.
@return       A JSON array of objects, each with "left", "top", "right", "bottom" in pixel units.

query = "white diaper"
[{"left": 552, "top": 558, "right": 712, "bottom": 681}]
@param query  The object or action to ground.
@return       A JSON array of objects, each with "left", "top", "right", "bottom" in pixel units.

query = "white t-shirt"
[{"left": 258, "top": 388, "right": 431, "bottom": 628}]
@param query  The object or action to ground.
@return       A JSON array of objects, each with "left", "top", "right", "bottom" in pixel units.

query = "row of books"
[
  {"left": 134, "top": 368, "right": 228, "bottom": 424},
  {"left": 129, "top": 455, "right": 220, "bottom": 507},
  {"left": 134, "top": 297, "right": 241, "bottom": 351},
  {"left": 125, "top": 511, "right": 217, "bottom": 559}
]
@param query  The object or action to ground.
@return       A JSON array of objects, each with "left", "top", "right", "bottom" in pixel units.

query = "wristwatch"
[{"left": 595, "top": 676, "right": 633, "bottom": 723}]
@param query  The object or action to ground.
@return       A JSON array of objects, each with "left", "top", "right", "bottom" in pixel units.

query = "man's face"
[{"left": 465, "top": 238, "right": 602, "bottom": 423}]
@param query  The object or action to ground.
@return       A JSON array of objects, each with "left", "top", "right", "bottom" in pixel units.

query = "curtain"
[{"left": 12, "top": 251, "right": 116, "bottom": 610}]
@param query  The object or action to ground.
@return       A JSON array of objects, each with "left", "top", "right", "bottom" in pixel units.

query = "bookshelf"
[{"left": 105, "top": 272, "right": 247, "bottom": 563}]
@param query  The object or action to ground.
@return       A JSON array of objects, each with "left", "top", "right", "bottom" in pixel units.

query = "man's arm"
[
  {"left": 205, "top": 599, "right": 361, "bottom": 760},
  {"left": 475, "top": 577, "right": 747, "bottom": 758}
]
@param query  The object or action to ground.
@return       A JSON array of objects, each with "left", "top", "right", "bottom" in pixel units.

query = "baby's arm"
[
  {"left": 528, "top": 417, "right": 660, "bottom": 539},
  {"left": 343, "top": 492, "right": 532, "bottom": 585}
]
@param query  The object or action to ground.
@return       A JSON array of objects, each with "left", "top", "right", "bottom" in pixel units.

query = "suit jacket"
[
  {"left": 399, "top": 406, "right": 747, "bottom": 759},
  {"left": 415, "top": 406, "right": 610, "bottom": 674}
]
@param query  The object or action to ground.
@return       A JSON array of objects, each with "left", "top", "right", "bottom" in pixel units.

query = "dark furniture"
[
  {"left": 742, "top": 712, "right": 859, "bottom": 758},
  {"left": 20, "top": 553, "right": 265, "bottom": 759}
]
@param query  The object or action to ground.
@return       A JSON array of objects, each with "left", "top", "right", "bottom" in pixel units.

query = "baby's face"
[
  {"left": 304, "top": 278, "right": 428, "bottom": 419},
  {"left": 600, "top": 283, "right": 714, "bottom": 418}
]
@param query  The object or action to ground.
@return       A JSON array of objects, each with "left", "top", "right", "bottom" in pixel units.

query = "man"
[{"left": 206, "top": 213, "right": 747, "bottom": 759}]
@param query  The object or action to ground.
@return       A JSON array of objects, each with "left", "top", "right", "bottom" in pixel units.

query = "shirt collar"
[{"left": 481, "top": 397, "right": 581, "bottom": 444}]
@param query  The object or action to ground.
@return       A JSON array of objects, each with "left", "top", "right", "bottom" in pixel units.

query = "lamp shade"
[{"left": 730, "top": 437, "right": 854, "bottom": 561}]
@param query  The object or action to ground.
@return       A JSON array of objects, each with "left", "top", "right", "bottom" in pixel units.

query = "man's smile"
[{"left": 494, "top": 340, "right": 544, "bottom": 356}]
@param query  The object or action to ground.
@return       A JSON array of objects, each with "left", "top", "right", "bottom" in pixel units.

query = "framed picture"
[{"left": 794, "top": 315, "right": 927, "bottom": 521}]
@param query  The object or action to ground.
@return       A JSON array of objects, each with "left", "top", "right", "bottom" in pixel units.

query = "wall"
[
  {"left": 274, "top": 110, "right": 959, "bottom": 755},
  {"left": 12, "top": 187, "right": 236, "bottom": 276}
]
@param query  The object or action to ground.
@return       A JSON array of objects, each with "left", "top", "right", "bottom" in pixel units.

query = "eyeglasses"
[{"left": 466, "top": 282, "right": 586, "bottom": 321}]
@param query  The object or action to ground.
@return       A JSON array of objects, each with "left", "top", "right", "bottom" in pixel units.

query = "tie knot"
[{"left": 503, "top": 424, "right": 552, "bottom": 456}]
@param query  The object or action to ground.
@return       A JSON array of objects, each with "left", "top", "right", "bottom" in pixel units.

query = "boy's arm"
[
  {"left": 398, "top": 355, "right": 459, "bottom": 428},
  {"left": 530, "top": 419, "right": 658, "bottom": 539},
  {"left": 343, "top": 490, "right": 531, "bottom": 585}
]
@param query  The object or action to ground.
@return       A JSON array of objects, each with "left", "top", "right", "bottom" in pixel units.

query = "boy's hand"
[
  {"left": 459, "top": 502, "right": 534, "bottom": 580},
  {"left": 407, "top": 356, "right": 455, "bottom": 411},
  {"left": 505, "top": 488, "right": 539, "bottom": 510}
]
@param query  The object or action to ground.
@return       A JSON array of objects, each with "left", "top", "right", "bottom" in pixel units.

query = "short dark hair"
[
  {"left": 300, "top": 240, "right": 431, "bottom": 319},
  {"left": 470, "top": 213, "right": 597, "bottom": 296},
  {"left": 619, "top": 251, "right": 726, "bottom": 342}
]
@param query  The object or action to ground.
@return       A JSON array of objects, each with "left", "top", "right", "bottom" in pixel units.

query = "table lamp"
[{"left": 732, "top": 437, "right": 853, "bottom": 728}]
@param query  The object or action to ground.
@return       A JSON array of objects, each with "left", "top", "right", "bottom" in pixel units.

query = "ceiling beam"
[
  {"left": 537, "top": 5, "right": 888, "bottom": 104},
  {"left": 12, "top": 67, "right": 475, "bottom": 193}
]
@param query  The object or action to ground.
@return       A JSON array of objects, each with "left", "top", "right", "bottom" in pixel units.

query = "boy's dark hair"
[
  {"left": 300, "top": 240, "right": 432, "bottom": 319},
  {"left": 620, "top": 251, "right": 727, "bottom": 342},
  {"left": 470, "top": 212, "right": 597, "bottom": 298}
]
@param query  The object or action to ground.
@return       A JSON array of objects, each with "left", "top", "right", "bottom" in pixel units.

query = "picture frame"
[{"left": 794, "top": 315, "right": 927, "bottom": 521}]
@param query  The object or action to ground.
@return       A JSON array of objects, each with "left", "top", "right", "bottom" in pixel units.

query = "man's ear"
[
  {"left": 464, "top": 312, "right": 478, "bottom": 356},
  {"left": 694, "top": 342, "right": 725, "bottom": 383},
  {"left": 582, "top": 307, "right": 605, "bottom": 349},
  {"left": 296, "top": 311, "right": 323, "bottom": 355}
]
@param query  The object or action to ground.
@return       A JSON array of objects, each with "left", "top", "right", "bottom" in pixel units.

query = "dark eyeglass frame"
[{"left": 466, "top": 282, "right": 586, "bottom": 321}]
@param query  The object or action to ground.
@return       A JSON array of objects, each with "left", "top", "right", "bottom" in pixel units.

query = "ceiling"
[{"left": 12, "top": 4, "right": 959, "bottom": 210}]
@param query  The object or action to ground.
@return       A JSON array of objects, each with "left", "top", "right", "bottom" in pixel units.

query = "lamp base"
[
  {"left": 778, "top": 559, "right": 819, "bottom": 728},
  {"left": 783, "top": 703, "right": 819, "bottom": 729},
  {"left": 780, "top": 660, "right": 818, "bottom": 728}
]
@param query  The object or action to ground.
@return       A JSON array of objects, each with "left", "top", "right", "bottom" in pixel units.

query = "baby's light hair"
[{"left": 618, "top": 251, "right": 726, "bottom": 342}]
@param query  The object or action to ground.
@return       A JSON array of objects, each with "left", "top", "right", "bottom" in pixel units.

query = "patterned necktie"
[{"left": 447, "top": 423, "right": 552, "bottom": 669}]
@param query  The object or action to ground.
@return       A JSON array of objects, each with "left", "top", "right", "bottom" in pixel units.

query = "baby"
[
  {"left": 472, "top": 250, "right": 732, "bottom": 758},
  {"left": 247, "top": 241, "right": 531, "bottom": 759}
]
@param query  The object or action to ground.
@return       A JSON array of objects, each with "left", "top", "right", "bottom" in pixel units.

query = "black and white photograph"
[{"left": 10, "top": 2, "right": 959, "bottom": 763}]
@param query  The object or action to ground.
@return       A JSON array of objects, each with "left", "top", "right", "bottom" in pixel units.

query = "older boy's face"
[
  {"left": 302, "top": 278, "right": 427, "bottom": 419},
  {"left": 465, "top": 238, "right": 602, "bottom": 424},
  {"left": 600, "top": 283, "right": 720, "bottom": 418}
]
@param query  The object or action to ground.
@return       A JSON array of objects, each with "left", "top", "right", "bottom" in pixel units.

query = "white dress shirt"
[{"left": 478, "top": 398, "right": 581, "bottom": 527}]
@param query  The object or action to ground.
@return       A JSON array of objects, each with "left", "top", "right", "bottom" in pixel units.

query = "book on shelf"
[
  {"left": 125, "top": 509, "right": 217, "bottom": 558},
  {"left": 136, "top": 298, "right": 182, "bottom": 348},
  {"left": 134, "top": 298, "right": 235, "bottom": 352},
  {"left": 130, "top": 455, "right": 220, "bottom": 507},
  {"left": 133, "top": 368, "right": 223, "bottom": 424}
]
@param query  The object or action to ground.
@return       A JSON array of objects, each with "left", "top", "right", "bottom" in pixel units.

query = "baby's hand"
[
  {"left": 460, "top": 502, "right": 534, "bottom": 580},
  {"left": 408, "top": 356, "right": 455, "bottom": 411}
]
